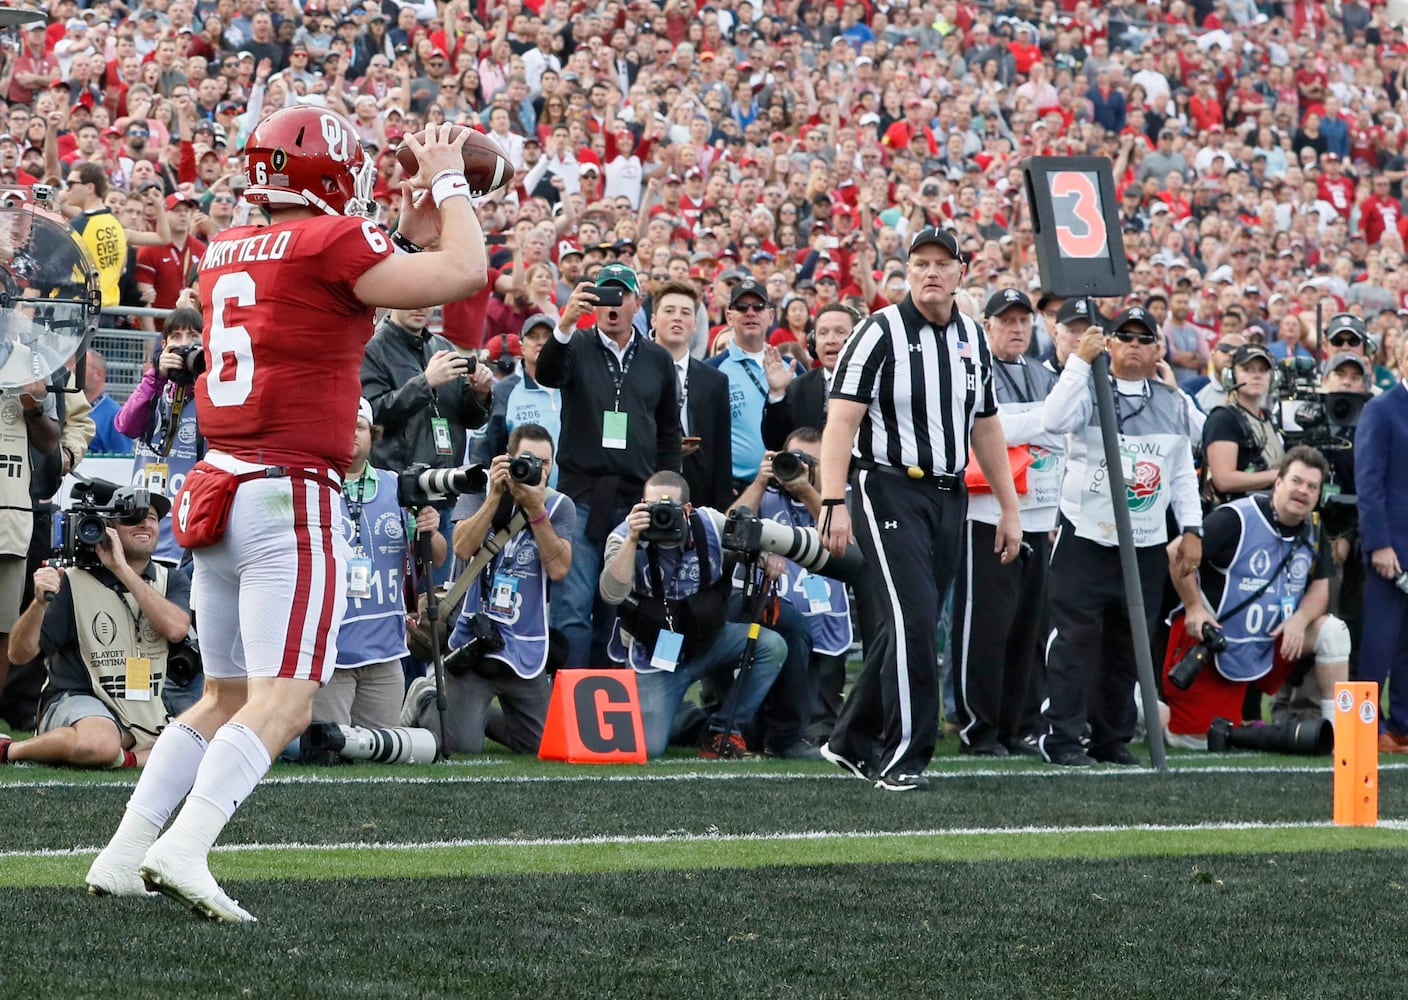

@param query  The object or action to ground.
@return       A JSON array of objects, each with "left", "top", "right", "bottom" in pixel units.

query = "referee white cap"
[{"left": 908, "top": 225, "right": 964, "bottom": 261}]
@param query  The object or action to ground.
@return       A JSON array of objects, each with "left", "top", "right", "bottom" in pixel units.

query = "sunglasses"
[
  {"left": 1329, "top": 333, "right": 1363, "bottom": 346},
  {"left": 732, "top": 302, "right": 769, "bottom": 313},
  {"left": 1215, "top": 343, "right": 1239, "bottom": 354},
  {"left": 128, "top": 129, "right": 150, "bottom": 137},
  {"left": 1111, "top": 331, "right": 1158, "bottom": 345}
]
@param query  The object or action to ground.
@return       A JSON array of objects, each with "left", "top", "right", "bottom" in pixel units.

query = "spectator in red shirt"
[
  {"left": 135, "top": 194, "right": 207, "bottom": 313},
  {"left": 1361, "top": 177, "right": 1403, "bottom": 245},
  {"left": 1317, "top": 153, "right": 1356, "bottom": 219},
  {"left": 9, "top": 23, "right": 59, "bottom": 108}
]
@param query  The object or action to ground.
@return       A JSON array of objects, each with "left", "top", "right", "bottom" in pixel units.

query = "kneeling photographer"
[
  {"left": 601, "top": 471, "right": 787, "bottom": 759},
  {"left": 1158, "top": 448, "right": 1347, "bottom": 755},
  {"left": 729, "top": 429, "right": 846, "bottom": 757},
  {"left": 1, "top": 486, "right": 192, "bottom": 769},
  {"left": 402, "top": 424, "right": 574, "bottom": 755}
]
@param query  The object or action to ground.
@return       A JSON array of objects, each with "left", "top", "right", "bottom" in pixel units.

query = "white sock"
[
  {"left": 162, "top": 723, "right": 270, "bottom": 857},
  {"left": 127, "top": 723, "right": 208, "bottom": 830},
  {"left": 1321, "top": 699, "right": 1337, "bottom": 724}
]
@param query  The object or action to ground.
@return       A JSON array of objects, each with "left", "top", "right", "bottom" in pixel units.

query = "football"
[{"left": 394, "top": 125, "right": 516, "bottom": 198}]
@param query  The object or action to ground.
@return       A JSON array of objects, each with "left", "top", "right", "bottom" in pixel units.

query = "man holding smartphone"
[{"left": 536, "top": 264, "right": 683, "bottom": 667}]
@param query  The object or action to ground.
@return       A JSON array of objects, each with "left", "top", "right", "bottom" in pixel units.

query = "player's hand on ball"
[{"left": 402, "top": 122, "right": 469, "bottom": 181}]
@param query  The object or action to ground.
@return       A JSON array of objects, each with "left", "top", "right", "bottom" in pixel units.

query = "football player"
[{"left": 86, "top": 109, "right": 489, "bottom": 922}]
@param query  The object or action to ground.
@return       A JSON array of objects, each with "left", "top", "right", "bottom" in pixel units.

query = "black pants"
[
  {"left": 807, "top": 652, "right": 848, "bottom": 743},
  {"left": 1040, "top": 517, "right": 1166, "bottom": 759},
  {"left": 829, "top": 470, "right": 966, "bottom": 779},
  {"left": 952, "top": 521, "right": 1050, "bottom": 749}
]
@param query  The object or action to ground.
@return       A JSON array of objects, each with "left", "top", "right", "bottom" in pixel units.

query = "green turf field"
[{"left": 1, "top": 750, "right": 1406, "bottom": 998}]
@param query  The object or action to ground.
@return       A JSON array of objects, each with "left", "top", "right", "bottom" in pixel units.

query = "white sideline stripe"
[
  {"left": 6, "top": 819, "right": 1406, "bottom": 860},
  {"left": 4, "top": 761, "right": 1407, "bottom": 791}
]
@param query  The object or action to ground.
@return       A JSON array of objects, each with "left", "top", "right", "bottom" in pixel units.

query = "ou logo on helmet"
[
  {"left": 1050, "top": 171, "right": 1109, "bottom": 260},
  {"left": 321, "top": 114, "right": 352, "bottom": 162}
]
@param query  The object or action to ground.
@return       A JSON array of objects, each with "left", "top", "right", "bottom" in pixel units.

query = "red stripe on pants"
[{"left": 280, "top": 477, "right": 314, "bottom": 678}]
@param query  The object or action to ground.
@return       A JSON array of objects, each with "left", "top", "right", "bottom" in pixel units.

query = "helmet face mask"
[{"left": 243, "top": 107, "right": 372, "bottom": 218}]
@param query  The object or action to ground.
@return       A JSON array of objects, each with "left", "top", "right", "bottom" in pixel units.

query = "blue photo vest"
[
  {"left": 618, "top": 509, "right": 726, "bottom": 674},
  {"left": 451, "top": 492, "right": 567, "bottom": 679},
  {"left": 1212, "top": 495, "right": 1316, "bottom": 683},
  {"left": 130, "top": 388, "right": 203, "bottom": 565},
  {"left": 336, "top": 467, "right": 412, "bottom": 667},
  {"left": 757, "top": 488, "right": 852, "bottom": 655},
  {"left": 504, "top": 375, "right": 562, "bottom": 488}
]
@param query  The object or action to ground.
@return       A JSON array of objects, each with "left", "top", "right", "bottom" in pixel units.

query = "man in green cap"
[{"left": 535, "top": 265, "right": 683, "bottom": 666}]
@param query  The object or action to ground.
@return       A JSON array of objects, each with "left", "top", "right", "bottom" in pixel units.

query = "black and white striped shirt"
[{"left": 830, "top": 295, "right": 997, "bottom": 475}]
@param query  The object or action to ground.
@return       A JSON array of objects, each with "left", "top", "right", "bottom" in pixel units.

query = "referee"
[{"left": 817, "top": 226, "right": 1023, "bottom": 791}]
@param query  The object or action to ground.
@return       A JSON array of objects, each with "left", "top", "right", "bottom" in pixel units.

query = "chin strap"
[{"left": 344, "top": 157, "right": 379, "bottom": 221}]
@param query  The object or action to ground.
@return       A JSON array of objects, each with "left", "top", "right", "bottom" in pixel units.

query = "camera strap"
[
  {"left": 643, "top": 514, "right": 713, "bottom": 634},
  {"left": 440, "top": 509, "right": 529, "bottom": 616}
]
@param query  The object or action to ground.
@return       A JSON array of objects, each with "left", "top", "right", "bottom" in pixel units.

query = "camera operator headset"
[
  {"left": 2, "top": 488, "right": 191, "bottom": 769},
  {"left": 1200, "top": 343, "right": 1285, "bottom": 508},
  {"left": 413, "top": 422, "right": 575, "bottom": 755},
  {"left": 115, "top": 304, "right": 206, "bottom": 567}
]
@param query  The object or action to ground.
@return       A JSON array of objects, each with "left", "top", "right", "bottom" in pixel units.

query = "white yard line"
[
  {"left": 3, "top": 761, "right": 1405, "bottom": 791},
  {"left": 3, "top": 819, "right": 1404, "bottom": 860}
]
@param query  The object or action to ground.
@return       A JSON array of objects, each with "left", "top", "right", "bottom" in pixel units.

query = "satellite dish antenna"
[
  {"left": 0, "top": 205, "right": 100, "bottom": 388},
  {"left": 0, "top": 9, "right": 47, "bottom": 28}
]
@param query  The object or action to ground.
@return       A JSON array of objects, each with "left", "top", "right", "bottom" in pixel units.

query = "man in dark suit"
[
  {"left": 762, "top": 303, "right": 859, "bottom": 449},
  {"left": 652, "top": 279, "right": 733, "bottom": 510},
  {"left": 1355, "top": 331, "right": 1408, "bottom": 753}
]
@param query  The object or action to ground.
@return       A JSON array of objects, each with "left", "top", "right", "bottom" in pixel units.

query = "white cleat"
[
  {"left": 401, "top": 675, "right": 436, "bottom": 728},
  {"left": 86, "top": 847, "right": 158, "bottom": 898},
  {"left": 139, "top": 844, "right": 257, "bottom": 924}
]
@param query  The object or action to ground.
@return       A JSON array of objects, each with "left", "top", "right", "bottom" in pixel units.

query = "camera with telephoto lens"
[
  {"left": 51, "top": 482, "right": 156, "bottom": 570},
  {"left": 508, "top": 452, "right": 544, "bottom": 486},
  {"left": 165, "top": 635, "right": 202, "bottom": 687},
  {"left": 442, "top": 613, "right": 505, "bottom": 676},
  {"left": 1167, "top": 622, "right": 1229, "bottom": 691},
  {"left": 166, "top": 343, "right": 206, "bottom": 387},
  {"left": 722, "top": 506, "right": 867, "bottom": 583},
  {"left": 397, "top": 461, "right": 488, "bottom": 509},
  {"left": 298, "top": 721, "right": 437, "bottom": 765},
  {"left": 640, "top": 497, "right": 688, "bottom": 545},
  {"left": 770, "top": 449, "right": 813, "bottom": 484}
]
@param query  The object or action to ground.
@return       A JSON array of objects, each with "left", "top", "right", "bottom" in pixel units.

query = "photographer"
[
  {"left": 0, "top": 490, "right": 190, "bottom": 769},
  {"left": 731, "top": 428, "right": 849, "bottom": 751},
  {"left": 1160, "top": 448, "right": 1348, "bottom": 751},
  {"left": 1201, "top": 344, "right": 1285, "bottom": 506},
  {"left": 600, "top": 471, "right": 786, "bottom": 759},
  {"left": 403, "top": 424, "right": 574, "bottom": 754},
  {"left": 479, "top": 316, "right": 562, "bottom": 481},
  {"left": 116, "top": 306, "right": 207, "bottom": 567},
  {"left": 317, "top": 400, "right": 445, "bottom": 732}
]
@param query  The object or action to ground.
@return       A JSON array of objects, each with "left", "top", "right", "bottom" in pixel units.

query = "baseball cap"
[
  {"left": 164, "top": 193, "right": 199, "bottom": 210},
  {"left": 112, "top": 486, "right": 172, "bottom": 522},
  {"left": 557, "top": 240, "right": 582, "bottom": 259},
  {"left": 1325, "top": 353, "right": 1369, "bottom": 376},
  {"left": 729, "top": 277, "right": 772, "bottom": 308},
  {"left": 908, "top": 225, "right": 962, "bottom": 260},
  {"left": 357, "top": 397, "right": 374, "bottom": 426},
  {"left": 521, "top": 314, "right": 555, "bottom": 337},
  {"left": 1056, "top": 297, "right": 1094, "bottom": 326},
  {"left": 1109, "top": 306, "right": 1158, "bottom": 339},
  {"left": 580, "top": 162, "right": 601, "bottom": 176},
  {"left": 1231, "top": 344, "right": 1273, "bottom": 369},
  {"left": 594, "top": 262, "right": 639, "bottom": 293},
  {"left": 984, "top": 288, "right": 1033, "bottom": 318},
  {"left": 1325, "top": 313, "right": 1366, "bottom": 341},
  {"left": 489, "top": 334, "right": 523, "bottom": 358}
]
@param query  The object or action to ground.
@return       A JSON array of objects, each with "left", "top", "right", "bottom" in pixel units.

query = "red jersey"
[
  {"left": 1362, "top": 195, "right": 1402, "bottom": 245},
  {"left": 440, "top": 265, "right": 502, "bottom": 351},
  {"left": 1350, "top": 125, "right": 1382, "bottom": 166},
  {"left": 135, "top": 237, "right": 207, "bottom": 310},
  {"left": 195, "top": 215, "right": 391, "bottom": 470},
  {"left": 1318, "top": 175, "right": 1356, "bottom": 218}
]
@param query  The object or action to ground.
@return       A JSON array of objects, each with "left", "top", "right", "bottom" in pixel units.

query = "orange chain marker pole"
[{"left": 1333, "top": 682, "right": 1378, "bottom": 827}]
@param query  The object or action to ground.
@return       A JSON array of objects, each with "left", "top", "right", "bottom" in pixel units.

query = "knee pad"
[{"left": 1314, "top": 615, "right": 1351, "bottom": 664}]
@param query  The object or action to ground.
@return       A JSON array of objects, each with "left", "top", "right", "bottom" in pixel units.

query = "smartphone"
[
  {"left": 485, "top": 233, "right": 508, "bottom": 246},
  {"left": 818, "top": 236, "right": 839, "bottom": 250},
  {"left": 682, "top": 436, "right": 702, "bottom": 447},
  {"left": 591, "top": 285, "right": 624, "bottom": 307}
]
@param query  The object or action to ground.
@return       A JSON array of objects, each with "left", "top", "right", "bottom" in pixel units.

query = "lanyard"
[
  {"left": 345, "top": 474, "right": 370, "bottom": 552},
  {"left": 1113, "top": 380, "right": 1150, "bottom": 434},
  {"left": 739, "top": 356, "right": 769, "bottom": 399},
  {"left": 994, "top": 358, "right": 1036, "bottom": 404},
  {"left": 598, "top": 335, "right": 639, "bottom": 411}
]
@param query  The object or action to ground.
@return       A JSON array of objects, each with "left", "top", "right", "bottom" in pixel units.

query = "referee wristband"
[
  {"left": 430, "top": 169, "right": 471, "bottom": 209},
  {"left": 820, "top": 498, "right": 847, "bottom": 507}
]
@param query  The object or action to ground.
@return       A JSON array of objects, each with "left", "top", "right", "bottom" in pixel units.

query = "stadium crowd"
[{"left": 0, "top": 0, "right": 1407, "bottom": 775}]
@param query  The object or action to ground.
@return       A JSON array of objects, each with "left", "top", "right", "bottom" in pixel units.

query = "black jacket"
[
  {"left": 681, "top": 357, "right": 733, "bottom": 510},
  {"left": 360, "top": 320, "right": 489, "bottom": 474},
  {"left": 535, "top": 326, "right": 682, "bottom": 503},
  {"left": 761, "top": 367, "right": 829, "bottom": 451}
]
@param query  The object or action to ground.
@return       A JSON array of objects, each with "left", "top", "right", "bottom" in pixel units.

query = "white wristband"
[{"left": 431, "top": 170, "right": 471, "bottom": 209}]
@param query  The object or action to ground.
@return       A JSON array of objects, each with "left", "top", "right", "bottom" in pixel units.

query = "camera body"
[
  {"left": 508, "top": 452, "right": 544, "bottom": 486},
  {"left": 397, "top": 462, "right": 488, "bottom": 509},
  {"left": 51, "top": 487, "right": 155, "bottom": 569},
  {"left": 770, "top": 449, "right": 813, "bottom": 484},
  {"left": 640, "top": 497, "right": 687, "bottom": 545},
  {"left": 442, "top": 613, "right": 506, "bottom": 676},
  {"left": 1167, "top": 622, "right": 1227, "bottom": 691},
  {"left": 166, "top": 343, "right": 206, "bottom": 387},
  {"left": 31, "top": 183, "right": 54, "bottom": 209}
]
